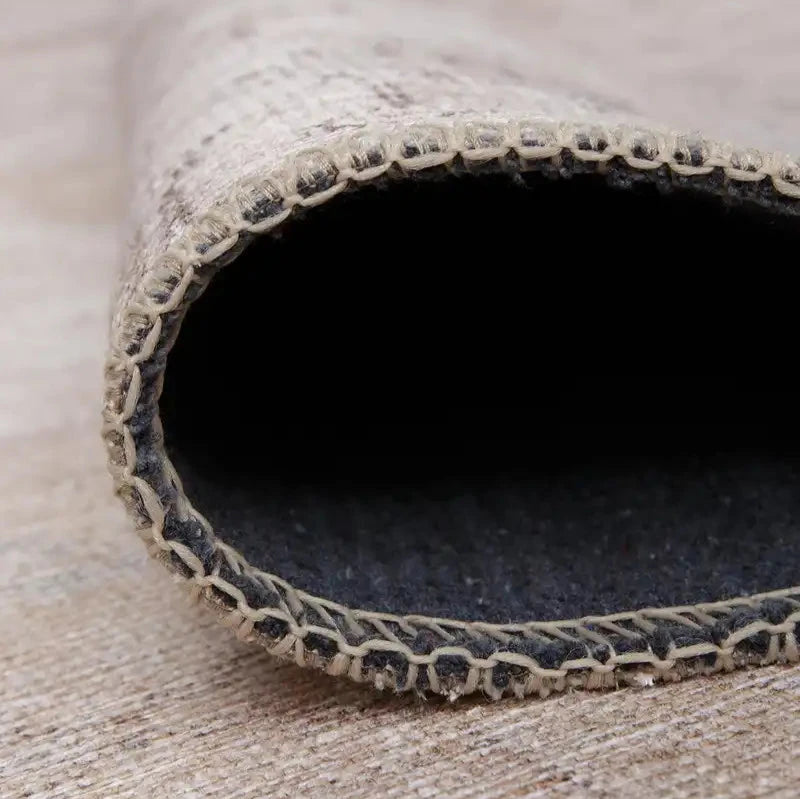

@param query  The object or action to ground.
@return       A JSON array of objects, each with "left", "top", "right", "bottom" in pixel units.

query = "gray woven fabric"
[{"left": 104, "top": 0, "right": 800, "bottom": 701}]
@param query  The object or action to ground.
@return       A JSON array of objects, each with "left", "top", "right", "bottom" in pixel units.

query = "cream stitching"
[{"left": 105, "top": 118, "right": 800, "bottom": 699}]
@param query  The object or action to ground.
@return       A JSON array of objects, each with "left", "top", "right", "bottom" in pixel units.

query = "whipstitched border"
[{"left": 104, "top": 118, "right": 800, "bottom": 700}]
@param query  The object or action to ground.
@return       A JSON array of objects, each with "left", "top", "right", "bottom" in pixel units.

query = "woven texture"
[{"left": 3, "top": 2, "right": 800, "bottom": 795}]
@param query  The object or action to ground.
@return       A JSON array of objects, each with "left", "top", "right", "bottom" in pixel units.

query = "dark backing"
[{"left": 161, "top": 169, "right": 800, "bottom": 623}]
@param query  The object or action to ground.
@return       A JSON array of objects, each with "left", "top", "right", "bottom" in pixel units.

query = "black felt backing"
[{"left": 160, "top": 168, "right": 800, "bottom": 623}]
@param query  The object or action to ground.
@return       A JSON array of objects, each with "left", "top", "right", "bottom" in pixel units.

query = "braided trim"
[{"left": 104, "top": 117, "right": 800, "bottom": 700}]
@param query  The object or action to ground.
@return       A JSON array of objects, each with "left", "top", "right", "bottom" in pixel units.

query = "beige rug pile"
[{"left": 2, "top": 1, "right": 800, "bottom": 796}]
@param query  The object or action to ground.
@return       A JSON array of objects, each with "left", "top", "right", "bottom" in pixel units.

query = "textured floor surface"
[{"left": 1, "top": 2, "right": 799, "bottom": 797}]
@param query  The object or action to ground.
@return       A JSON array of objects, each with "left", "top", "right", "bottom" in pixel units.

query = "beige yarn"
[{"left": 104, "top": 0, "right": 800, "bottom": 700}]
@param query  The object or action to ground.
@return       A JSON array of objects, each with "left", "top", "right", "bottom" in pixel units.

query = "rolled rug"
[{"left": 105, "top": 0, "right": 800, "bottom": 700}]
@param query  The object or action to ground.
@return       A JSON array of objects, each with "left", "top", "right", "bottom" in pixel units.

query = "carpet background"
[{"left": 1, "top": 2, "right": 799, "bottom": 796}]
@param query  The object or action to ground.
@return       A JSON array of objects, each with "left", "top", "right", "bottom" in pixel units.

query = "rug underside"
[{"left": 160, "top": 170, "right": 800, "bottom": 625}]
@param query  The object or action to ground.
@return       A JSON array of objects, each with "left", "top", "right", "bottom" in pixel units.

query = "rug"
[{"left": 105, "top": 0, "right": 800, "bottom": 700}]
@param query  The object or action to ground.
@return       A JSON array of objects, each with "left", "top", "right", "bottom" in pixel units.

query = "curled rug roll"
[{"left": 105, "top": 0, "right": 800, "bottom": 700}]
